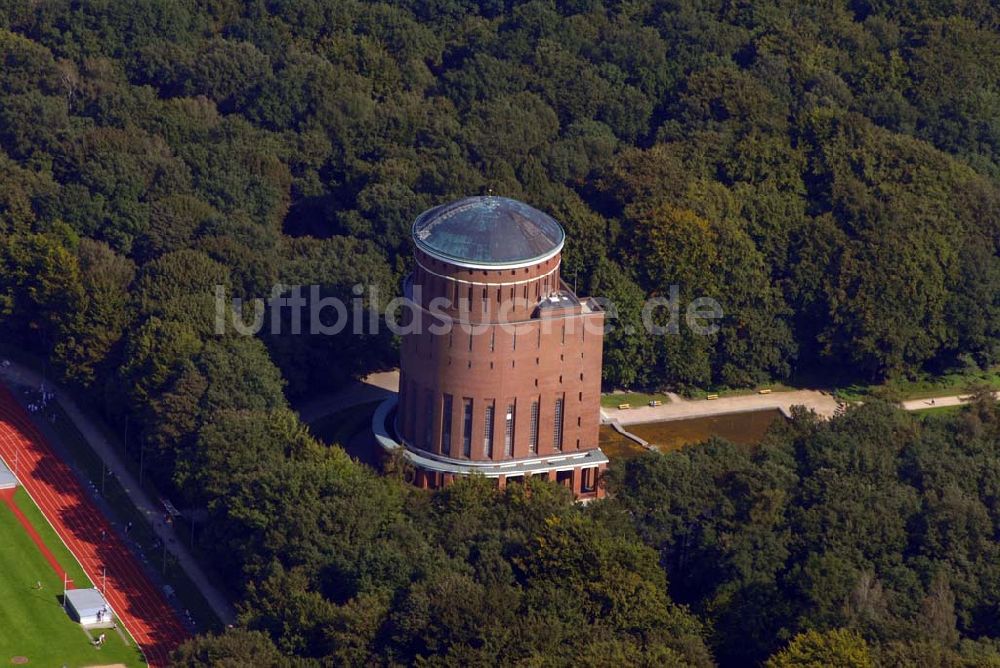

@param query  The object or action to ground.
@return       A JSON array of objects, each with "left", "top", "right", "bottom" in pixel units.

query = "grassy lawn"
[
  {"left": 0, "top": 487, "right": 144, "bottom": 667},
  {"left": 600, "top": 392, "right": 671, "bottom": 408},
  {"left": 682, "top": 383, "right": 797, "bottom": 400},
  {"left": 911, "top": 404, "right": 966, "bottom": 418},
  {"left": 911, "top": 400, "right": 1000, "bottom": 419},
  {"left": 835, "top": 367, "right": 1000, "bottom": 403}
]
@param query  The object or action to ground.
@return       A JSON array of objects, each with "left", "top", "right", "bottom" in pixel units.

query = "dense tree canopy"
[
  {"left": 1, "top": 1, "right": 999, "bottom": 665},
  {"left": 3, "top": 0, "right": 999, "bottom": 390},
  {"left": 607, "top": 393, "right": 1000, "bottom": 665}
]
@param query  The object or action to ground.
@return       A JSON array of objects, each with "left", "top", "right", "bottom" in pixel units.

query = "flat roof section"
[{"left": 65, "top": 587, "right": 112, "bottom": 623}]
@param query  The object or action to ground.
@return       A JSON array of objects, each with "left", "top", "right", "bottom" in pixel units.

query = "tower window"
[
  {"left": 406, "top": 380, "right": 417, "bottom": 441},
  {"left": 504, "top": 403, "right": 515, "bottom": 458},
  {"left": 462, "top": 399, "right": 473, "bottom": 457},
  {"left": 423, "top": 390, "right": 434, "bottom": 448},
  {"left": 529, "top": 400, "right": 539, "bottom": 455},
  {"left": 441, "top": 394, "right": 453, "bottom": 455},
  {"left": 484, "top": 401, "right": 495, "bottom": 458},
  {"left": 553, "top": 396, "right": 564, "bottom": 452}
]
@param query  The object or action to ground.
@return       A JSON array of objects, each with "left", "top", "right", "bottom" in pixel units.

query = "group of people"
[
  {"left": 25, "top": 385, "right": 55, "bottom": 416},
  {"left": 92, "top": 606, "right": 112, "bottom": 648}
]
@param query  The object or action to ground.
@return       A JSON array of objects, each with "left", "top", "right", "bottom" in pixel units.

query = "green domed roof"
[{"left": 412, "top": 196, "right": 565, "bottom": 268}]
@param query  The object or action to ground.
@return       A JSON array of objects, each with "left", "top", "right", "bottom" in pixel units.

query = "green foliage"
[
  {"left": 172, "top": 628, "right": 288, "bottom": 667},
  {"left": 2, "top": 2, "right": 1000, "bottom": 666},
  {"left": 608, "top": 400, "right": 1000, "bottom": 664},
  {"left": 766, "top": 628, "right": 874, "bottom": 668}
]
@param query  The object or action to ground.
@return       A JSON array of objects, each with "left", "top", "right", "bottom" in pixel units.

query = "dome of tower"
[{"left": 412, "top": 196, "right": 565, "bottom": 268}]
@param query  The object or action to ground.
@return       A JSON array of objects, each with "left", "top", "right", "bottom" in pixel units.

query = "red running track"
[{"left": 0, "top": 385, "right": 188, "bottom": 667}]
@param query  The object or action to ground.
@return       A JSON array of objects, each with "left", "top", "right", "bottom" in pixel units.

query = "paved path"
[
  {"left": 0, "top": 360, "right": 237, "bottom": 629},
  {"left": 605, "top": 389, "right": 995, "bottom": 426},
  {"left": 296, "top": 370, "right": 399, "bottom": 424},
  {"left": 0, "top": 385, "right": 187, "bottom": 667},
  {"left": 604, "top": 389, "right": 841, "bottom": 425},
  {"left": 900, "top": 392, "right": 999, "bottom": 411}
]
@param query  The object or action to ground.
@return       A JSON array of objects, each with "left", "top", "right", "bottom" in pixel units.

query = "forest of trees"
[{"left": 1, "top": 0, "right": 999, "bottom": 665}]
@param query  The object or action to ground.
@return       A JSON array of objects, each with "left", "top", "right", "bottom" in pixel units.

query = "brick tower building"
[{"left": 380, "top": 196, "right": 608, "bottom": 499}]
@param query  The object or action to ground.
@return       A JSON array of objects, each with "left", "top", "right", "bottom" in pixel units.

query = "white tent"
[{"left": 65, "top": 588, "right": 112, "bottom": 626}]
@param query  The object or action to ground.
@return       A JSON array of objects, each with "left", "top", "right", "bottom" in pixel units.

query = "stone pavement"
[
  {"left": 0, "top": 359, "right": 237, "bottom": 627},
  {"left": 296, "top": 370, "right": 399, "bottom": 424}
]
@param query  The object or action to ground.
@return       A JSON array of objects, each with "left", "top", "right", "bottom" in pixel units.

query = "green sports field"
[{"left": 0, "top": 487, "right": 145, "bottom": 667}]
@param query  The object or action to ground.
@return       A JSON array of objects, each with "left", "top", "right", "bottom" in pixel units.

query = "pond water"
[{"left": 600, "top": 409, "right": 785, "bottom": 459}]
